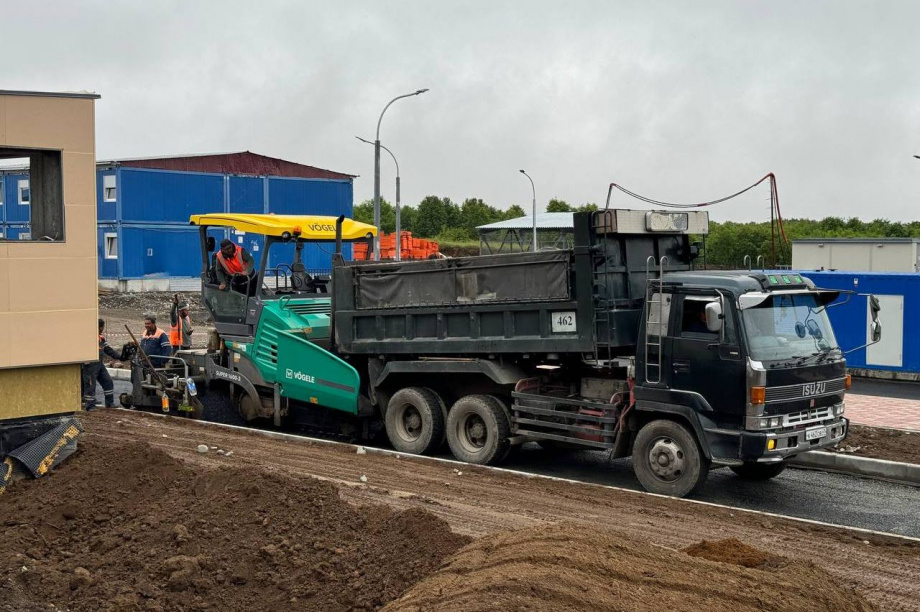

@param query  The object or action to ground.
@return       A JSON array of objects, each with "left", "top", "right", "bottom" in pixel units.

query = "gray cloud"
[{"left": 4, "top": 0, "right": 919, "bottom": 222}]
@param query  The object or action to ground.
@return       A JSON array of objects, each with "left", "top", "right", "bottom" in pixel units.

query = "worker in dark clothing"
[
  {"left": 169, "top": 294, "right": 193, "bottom": 353},
  {"left": 140, "top": 314, "right": 172, "bottom": 365},
  {"left": 82, "top": 318, "right": 128, "bottom": 410},
  {"left": 214, "top": 239, "right": 255, "bottom": 292}
]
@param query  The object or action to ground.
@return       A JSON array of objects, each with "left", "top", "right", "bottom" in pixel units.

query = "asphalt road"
[{"left": 94, "top": 378, "right": 920, "bottom": 539}]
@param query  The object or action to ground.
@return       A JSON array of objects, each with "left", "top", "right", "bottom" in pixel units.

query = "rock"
[
  {"left": 162, "top": 555, "right": 200, "bottom": 592},
  {"left": 359, "top": 475, "right": 368, "bottom": 483},
  {"left": 162, "top": 434, "right": 169, "bottom": 438},
  {"left": 356, "top": 446, "right": 367, "bottom": 455},
  {"left": 173, "top": 524, "right": 190, "bottom": 543},
  {"left": 224, "top": 451, "right": 234, "bottom": 457},
  {"left": 216, "top": 450, "right": 225, "bottom": 455},
  {"left": 196, "top": 444, "right": 209, "bottom": 454},
  {"left": 457, "top": 471, "right": 463, "bottom": 476},
  {"left": 210, "top": 446, "right": 218, "bottom": 450},
  {"left": 70, "top": 567, "right": 92, "bottom": 590}
]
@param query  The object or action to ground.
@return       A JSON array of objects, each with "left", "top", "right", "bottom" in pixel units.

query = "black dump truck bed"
[{"left": 332, "top": 209, "right": 709, "bottom": 357}]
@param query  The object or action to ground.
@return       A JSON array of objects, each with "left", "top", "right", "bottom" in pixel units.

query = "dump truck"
[{"left": 142, "top": 209, "right": 871, "bottom": 497}]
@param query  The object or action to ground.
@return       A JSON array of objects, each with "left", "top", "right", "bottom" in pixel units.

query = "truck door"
[{"left": 669, "top": 294, "right": 746, "bottom": 416}]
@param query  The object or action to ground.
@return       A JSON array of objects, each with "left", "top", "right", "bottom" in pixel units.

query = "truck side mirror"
[
  {"left": 869, "top": 294, "right": 882, "bottom": 342},
  {"left": 705, "top": 301, "right": 723, "bottom": 333},
  {"left": 206, "top": 236, "right": 216, "bottom": 252}
]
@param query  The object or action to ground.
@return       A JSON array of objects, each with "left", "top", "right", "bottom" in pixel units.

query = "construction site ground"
[{"left": 5, "top": 410, "right": 915, "bottom": 612}]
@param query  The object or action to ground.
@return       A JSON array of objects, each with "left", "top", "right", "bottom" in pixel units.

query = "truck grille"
[
  {"left": 784, "top": 406, "right": 834, "bottom": 427},
  {"left": 765, "top": 377, "right": 846, "bottom": 403}
]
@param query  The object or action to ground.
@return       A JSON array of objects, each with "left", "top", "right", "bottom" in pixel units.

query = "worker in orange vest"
[
  {"left": 169, "top": 293, "right": 193, "bottom": 353},
  {"left": 214, "top": 239, "right": 255, "bottom": 292}
]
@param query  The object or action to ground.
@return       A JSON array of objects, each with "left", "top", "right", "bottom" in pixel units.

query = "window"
[
  {"left": 18, "top": 179, "right": 30, "bottom": 205},
  {"left": 103, "top": 174, "right": 116, "bottom": 202},
  {"left": 681, "top": 297, "right": 718, "bottom": 337},
  {"left": 104, "top": 233, "right": 118, "bottom": 259},
  {"left": 0, "top": 148, "right": 64, "bottom": 241}
]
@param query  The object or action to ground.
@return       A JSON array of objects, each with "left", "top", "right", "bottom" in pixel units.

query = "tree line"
[{"left": 352, "top": 197, "right": 920, "bottom": 265}]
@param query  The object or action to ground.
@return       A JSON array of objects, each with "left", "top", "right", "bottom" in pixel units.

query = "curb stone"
[
  {"left": 107, "top": 368, "right": 131, "bottom": 381},
  {"left": 789, "top": 451, "right": 920, "bottom": 486}
]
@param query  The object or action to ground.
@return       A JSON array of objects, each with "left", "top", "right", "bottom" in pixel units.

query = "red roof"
[{"left": 100, "top": 151, "right": 355, "bottom": 180}]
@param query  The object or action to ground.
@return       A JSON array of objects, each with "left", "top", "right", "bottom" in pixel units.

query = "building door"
[{"left": 866, "top": 295, "right": 903, "bottom": 368}]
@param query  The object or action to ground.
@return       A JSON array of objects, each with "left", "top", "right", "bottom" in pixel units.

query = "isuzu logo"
[{"left": 802, "top": 382, "right": 826, "bottom": 397}]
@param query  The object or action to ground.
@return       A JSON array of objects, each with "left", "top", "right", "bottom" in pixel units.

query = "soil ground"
[
  {"left": 385, "top": 527, "right": 877, "bottom": 612},
  {"left": 11, "top": 410, "right": 917, "bottom": 611},
  {"left": 838, "top": 424, "right": 920, "bottom": 465},
  {"left": 0, "top": 438, "right": 470, "bottom": 612}
]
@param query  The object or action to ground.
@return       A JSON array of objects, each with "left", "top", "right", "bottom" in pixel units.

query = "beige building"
[{"left": 0, "top": 90, "right": 100, "bottom": 419}]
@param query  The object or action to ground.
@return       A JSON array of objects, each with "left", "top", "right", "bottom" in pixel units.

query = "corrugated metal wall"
[
  {"left": 799, "top": 270, "right": 917, "bottom": 374},
  {"left": 95, "top": 167, "right": 352, "bottom": 280}
]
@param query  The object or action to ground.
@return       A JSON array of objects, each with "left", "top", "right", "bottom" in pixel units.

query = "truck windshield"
[{"left": 741, "top": 294, "right": 838, "bottom": 362}]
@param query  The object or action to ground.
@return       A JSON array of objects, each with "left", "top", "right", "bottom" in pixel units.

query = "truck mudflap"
[{"left": 511, "top": 391, "right": 623, "bottom": 450}]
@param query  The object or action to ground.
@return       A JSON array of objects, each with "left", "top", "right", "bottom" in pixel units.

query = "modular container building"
[
  {"left": 793, "top": 238, "right": 920, "bottom": 273},
  {"left": 798, "top": 270, "right": 917, "bottom": 379},
  {"left": 6, "top": 151, "right": 356, "bottom": 291}
]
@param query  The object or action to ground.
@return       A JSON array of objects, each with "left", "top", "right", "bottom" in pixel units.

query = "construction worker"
[
  {"left": 140, "top": 314, "right": 172, "bottom": 365},
  {"left": 82, "top": 318, "right": 128, "bottom": 410},
  {"left": 214, "top": 239, "right": 255, "bottom": 292},
  {"left": 169, "top": 294, "right": 193, "bottom": 353}
]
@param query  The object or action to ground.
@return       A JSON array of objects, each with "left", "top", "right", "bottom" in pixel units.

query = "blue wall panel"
[
  {"left": 798, "top": 270, "right": 919, "bottom": 373},
  {"left": 97, "top": 225, "right": 119, "bottom": 279},
  {"left": 267, "top": 178, "right": 352, "bottom": 217},
  {"left": 3, "top": 173, "right": 31, "bottom": 223},
  {"left": 120, "top": 168, "right": 224, "bottom": 223},
  {"left": 97, "top": 169, "right": 118, "bottom": 222},
  {"left": 229, "top": 176, "right": 264, "bottom": 214},
  {"left": 2, "top": 224, "right": 31, "bottom": 241}
]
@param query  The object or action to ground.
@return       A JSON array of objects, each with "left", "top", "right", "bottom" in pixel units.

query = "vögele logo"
[{"left": 285, "top": 368, "right": 316, "bottom": 384}]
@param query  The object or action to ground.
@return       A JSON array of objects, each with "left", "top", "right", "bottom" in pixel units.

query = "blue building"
[
  {"left": 799, "top": 270, "right": 915, "bottom": 379},
  {"left": 2, "top": 151, "right": 355, "bottom": 291}
]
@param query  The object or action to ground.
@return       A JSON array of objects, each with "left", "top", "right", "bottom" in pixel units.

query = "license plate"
[{"left": 805, "top": 426, "right": 827, "bottom": 441}]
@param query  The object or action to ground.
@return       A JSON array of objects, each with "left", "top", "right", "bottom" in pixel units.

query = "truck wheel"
[
  {"left": 423, "top": 387, "right": 449, "bottom": 449},
  {"left": 730, "top": 462, "right": 787, "bottom": 481},
  {"left": 446, "top": 395, "right": 511, "bottom": 466},
  {"left": 632, "top": 419, "right": 709, "bottom": 497},
  {"left": 385, "top": 387, "right": 445, "bottom": 456}
]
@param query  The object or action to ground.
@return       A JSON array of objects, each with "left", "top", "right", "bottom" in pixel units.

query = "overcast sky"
[{"left": 4, "top": 1, "right": 920, "bottom": 222}]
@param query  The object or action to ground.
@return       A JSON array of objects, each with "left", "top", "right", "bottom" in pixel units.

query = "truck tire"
[
  {"left": 730, "top": 462, "right": 787, "bottom": 481},
  {"left": 385, "top": 387, "right": 445, "bottom": 456},
  {"left": 632, "top": 419, "right": 709, "bottom": 498},
  {"left": 424, "top": 387, "right": 449, "bottom": 449},
  {"left": 446, "top": 395, "right": 511, "bottom": 466}
]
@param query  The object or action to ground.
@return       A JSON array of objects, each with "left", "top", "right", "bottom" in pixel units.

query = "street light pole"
[
  {"left": 373, "top": 89, "right": 428, "bottom": 260},
  {"left": 357, "top": 136, "right": 401, "bottom": 260},
  {"left": 519, "top": 170, "right": 537, "bottom": 252}
]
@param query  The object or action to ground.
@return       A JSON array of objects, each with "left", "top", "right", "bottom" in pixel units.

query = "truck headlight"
[
  {"left": 769, "top": 417, "right": 781, "bottom": 428},
  {"left": 835, "top": 403, "right": 845, "bottom": 416}
]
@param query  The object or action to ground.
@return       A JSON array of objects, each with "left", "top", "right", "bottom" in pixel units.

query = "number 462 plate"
[{"left": 552, "top": 312, "right": 577, "bottom": 333}]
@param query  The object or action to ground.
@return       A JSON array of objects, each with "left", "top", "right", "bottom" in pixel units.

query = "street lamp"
[
  {"left": 519, "top": 170, "right": 537, "bottom": 252},
  {"left": 373, "top": 89, "right": 428, "bottom": 260},
  {"left": 357, "top": 136, "right": 402, "bottom": 260}
]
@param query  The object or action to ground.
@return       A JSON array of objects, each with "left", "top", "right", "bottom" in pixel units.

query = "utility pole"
[
  {"left": 519, "top": 169, "right": 537, "bottom": 252},
  {"left": 373, "top": 89, "right": 428, "bottom": 260},
  {"left": 358, "top": 137, "right": 401, "bottom": 260}
]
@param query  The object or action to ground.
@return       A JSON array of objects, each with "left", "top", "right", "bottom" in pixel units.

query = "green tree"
[
  {"left": 576, "top": 203, "right": 598, "bottom": 213},
  {"left": 504, "top": 204, "right": 526, "bottom": 219},
  {"left": 353, "top": 198, "right": 397, "bottom": 233},
  {"left": 413, "top": 196, "right": 459, "bottom": 238},
  {"left": 546, "top": 199, "right": 572, "bottom": 213}
]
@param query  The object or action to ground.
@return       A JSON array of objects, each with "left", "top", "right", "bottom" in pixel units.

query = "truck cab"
[{"left": 631, "top": 270, "right": 851, "bottom": 494}]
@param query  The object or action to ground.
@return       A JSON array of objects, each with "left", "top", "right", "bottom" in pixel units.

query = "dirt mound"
[
  {"left": 682, "top": 537, "right": 783, "bottom": 568},
  {"left": 0, "top": 440, "right": 470, "bottom": 612},
  {"left": 383, "top": 524, "right": 877, "bottom": 612}
]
